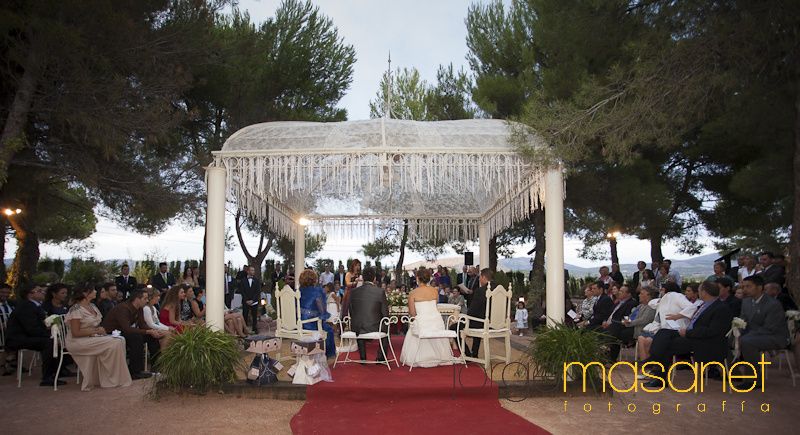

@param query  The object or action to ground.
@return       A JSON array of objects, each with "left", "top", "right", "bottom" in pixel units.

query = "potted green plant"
[
  {"left": 155, "top": 325, "right": 243, "bottom": 394},
  {"left": 521, "top": 323, "right": 610, "bottom": 393}
]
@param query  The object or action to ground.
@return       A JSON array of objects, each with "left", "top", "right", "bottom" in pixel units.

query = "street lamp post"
[{"left": 606, "top": 231, "right": 621, "bottom": 265}]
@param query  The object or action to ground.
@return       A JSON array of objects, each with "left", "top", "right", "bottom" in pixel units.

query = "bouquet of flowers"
[
  {"left": 44, "top": 314, "right": 62, "bottom": 328},
  {"left": 387, "top": 289, "right": 409, "bottom": 313},
  {"left": 731, "top": 317, "right": 747, "bottom": 330}
]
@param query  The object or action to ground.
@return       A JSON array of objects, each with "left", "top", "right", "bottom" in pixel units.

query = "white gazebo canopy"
[
  {"left": 214, "top": 118, "right": 548, "bottom": 241},
  {"left": 203, "top": 118, "right": 565, "bottom": 332}
]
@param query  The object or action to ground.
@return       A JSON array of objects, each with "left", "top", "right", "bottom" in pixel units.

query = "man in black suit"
[
  {"left": 602, "top": 285, "right": 637, "bottom": 360},
  {"left": 457, "top": 266, "right": 468, "bottom": 285},
  {"left": 587, "top": 282, "right": 613, "bottom": 331},
  {"left": 332, "top": 264, "right": 347, "bottom": 289},
  {"left": 238, "top": 265, "right": 261, "bottom": 334},
  {"left": 643, "top": 281, "right": 733, "bottom": 388},
  {"left": 757, "top": 251, "right": 785, "bottom": 287},
  {"left": 630, "top": 261, "right": 651, "bottom": 290},
  {"left": 346, "top": 267, "right": 390, "bottom": 362},
  {"left": 4, "top": 284, "right": 63, "bottom": 386},
  {"left": 115, "top": 264, "right": 137, "bottom": 300},
  {"left": 459, "top": 266, "right": 480, "bottom": 307},
  {"left": 150, "top": 262, "right": 176, "bottom": 292},
  {"left": 451, "top": 268, "right": 492, "bottom": 358}
]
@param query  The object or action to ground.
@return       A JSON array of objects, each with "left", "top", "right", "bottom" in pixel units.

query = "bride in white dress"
[{"left": 400, "top": 268, "right": 454, "bottom": 368}]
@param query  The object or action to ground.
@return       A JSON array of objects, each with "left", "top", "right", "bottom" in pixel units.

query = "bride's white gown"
[{"left": 400, "top": 300, "right": 454, "bottom": 368}]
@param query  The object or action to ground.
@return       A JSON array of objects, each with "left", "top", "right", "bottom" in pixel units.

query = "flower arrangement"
[
  {"left": 731, "top": 317, "right": 747, "bottom": 330},
  {"left": 387, "top": 289, "right": 409, "bottom": 312}
]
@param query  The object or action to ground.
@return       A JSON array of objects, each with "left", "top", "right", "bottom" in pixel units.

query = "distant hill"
[{"left": 499, "top": 253, "right": 721, "bottom": 279}]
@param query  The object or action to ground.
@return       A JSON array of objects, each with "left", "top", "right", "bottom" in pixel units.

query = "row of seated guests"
[
  {"left": 583, "top": 275, "right": 791, "bottom": 390},
  {"left": 3, "top": 284, "right": 164, "bottom": 388}
]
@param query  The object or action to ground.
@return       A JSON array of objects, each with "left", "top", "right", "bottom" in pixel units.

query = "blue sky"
[{"left": 11, "top": 0, "right": 716, "bottom": 269}]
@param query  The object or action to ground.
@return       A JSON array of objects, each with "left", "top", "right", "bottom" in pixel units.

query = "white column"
[
  {"left": 205, "top": 166, "right": 226, "bottom": 332},
  {"left": 478, "top": 223, "right": 489, "bottom": 270},
  {"left": 295, "top": 223, "right": 305, "bottom": 270},
  {"left": 545, "top": 166, "right": 565, "bottom": 326}
]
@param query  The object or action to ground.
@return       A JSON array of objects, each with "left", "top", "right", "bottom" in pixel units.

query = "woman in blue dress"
[{"left": 298, "top": 269, "right": 335, "bottom": 358}]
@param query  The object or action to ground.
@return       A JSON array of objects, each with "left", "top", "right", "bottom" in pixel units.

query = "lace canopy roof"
[{"left": 214, "top": 118, "right": 549, "bottom": 241}]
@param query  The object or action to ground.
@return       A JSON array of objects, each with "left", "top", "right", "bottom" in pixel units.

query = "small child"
[{"left": 514, "top": 301, "right": 528, "bottom": 336}]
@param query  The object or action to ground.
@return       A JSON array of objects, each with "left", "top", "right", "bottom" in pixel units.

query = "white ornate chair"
[
  {"left": 458, "top": 284, "right": 512, "bottom": 369},
  {"left": 53, "top": 316, "right": 80, "bottom": 391},
  {"left": 403, "top": 314, "right": 464, "bottom": 372},
  {"left": 275, "top": 285, "right": 327, "bottom": 361},
  {"left": 333, "top": 315, "right": 399, "bottom": 370}
]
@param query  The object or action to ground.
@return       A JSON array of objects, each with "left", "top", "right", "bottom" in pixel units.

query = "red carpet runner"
[{"left": 290, "top": 337, "right": 548, "bottom": 435}]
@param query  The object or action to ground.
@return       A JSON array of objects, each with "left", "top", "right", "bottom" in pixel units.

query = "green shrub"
[
  {"left": 155, "top": 325, "right": 242, "bottom": 393},
  {"left": 522, "top": 323, "right": 609, "bottom": 393}
]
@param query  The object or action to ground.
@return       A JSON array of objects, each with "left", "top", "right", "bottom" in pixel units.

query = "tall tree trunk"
[
  {"left": 0, "top": 223, "right": 6, "bottom": 282},
  {"left": 529, "top": 208, "right": 546, "bottom": 302},
  {"left": 649, "top": 233, "right": 664, "bottom": 264},
  {"left": 395, "top": 219, "right": 409, "bottom": 286},
  {"left": 609, "top": 238, "right": 619, "bottom": 265},
  {"left": 0, "top": 48, "right": 40, "bottom": 188},
  {"left": 234, "top": 209, "right": 274, "bottom": 279},
  {"left": 8, "top": 218, "right": 39, "bottom": 292},
  {"left": 489, "top": 236, "right": 498, "bottom": 271},
  {"left": 788, "top": 82, "right": 800, "bottom": 304}
]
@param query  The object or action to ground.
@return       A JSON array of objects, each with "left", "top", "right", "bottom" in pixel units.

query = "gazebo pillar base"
[
  {"left": 205, "top": 166, "right": 226, "bottom": 332},
  {"left": 478, "top": 224, "right": 489, "bottom": 271},
  {"left": 545, "top": 166, "right": 565, "bottom": 326}
]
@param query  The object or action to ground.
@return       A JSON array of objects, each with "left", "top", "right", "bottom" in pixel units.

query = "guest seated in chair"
[
  {"left": 142, "top": 289, "right": 176, "bottom": 347},
  {"left": 643, "top": 281, "right": 732, "bottom": 388},
  {"left": 737, "top": 275, "right": 790, "bottom": 390},
  {"left": 450, "top": 268, "right": 491, "bottom": 358},
  {"left": 345, "top": 267, "right": 389, "bottom": 362},
  {"left": 65, "top": 287, "right": 132, "bottom": 391},
  {"left": 298, "top": 269, "right": 335, "bottom": 358},
  {"left": 602, "top": 285, "right": 636, "bottom": 360},
  {"left": 159, "top": 286, "right": 191, "bottom": 333},
  {"left": 622, "top": 287, "right": 658, "bottom": 360},
  {"left": 4, "top": 284, "right": 63, "bottom": 386},
  {"left": 42, "top": 283, "right": 69, "bottom": 316},
  {"left": 103, "top": 289, "right": 166, "bottom": 379}
]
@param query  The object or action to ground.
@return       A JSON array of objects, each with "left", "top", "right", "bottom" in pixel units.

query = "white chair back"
[
  {"left": 230, "top": 293, "right": 242, "bottom": 310},
  {"left": 486, "top": 285, "right": 511, "bottom": 330},
  {"left": 276, "top": 285, "right": 300, "bottom": 332}
]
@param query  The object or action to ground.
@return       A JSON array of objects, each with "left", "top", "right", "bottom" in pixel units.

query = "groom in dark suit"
[
  {"left": 346, "top": 267, "right": 390, "bottom": 362},
  {"left": 238, "top": 266, "right": 262, "bottom": 334}
]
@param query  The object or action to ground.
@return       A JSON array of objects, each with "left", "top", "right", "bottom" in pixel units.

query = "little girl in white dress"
[{"left": 514, "top": 302, "right": 528, "bottom": 336}]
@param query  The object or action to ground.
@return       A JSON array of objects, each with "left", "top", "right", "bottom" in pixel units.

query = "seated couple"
[{"left": 399, "top": 267, "right": 491, "bottom": 367}]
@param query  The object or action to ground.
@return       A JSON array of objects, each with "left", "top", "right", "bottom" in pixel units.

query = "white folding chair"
[
  {"left": 53, "top": 318, "right": 80, "bottom": 391},
  {"left": 458, "top": 285, "right": 512, "bottom": 369},
  {"left": 403, "top": 314, "right": 464, "bottom": 372},
  {"left": 334, "top": 315, "right": 399, "bottom": 370},
  {"left": 274, "top": 285, "right": 327, "bottom": 361}
]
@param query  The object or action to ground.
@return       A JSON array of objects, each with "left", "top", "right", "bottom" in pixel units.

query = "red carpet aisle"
[{"left": 290, "top": 337, "right": 548, "bottom": 435}]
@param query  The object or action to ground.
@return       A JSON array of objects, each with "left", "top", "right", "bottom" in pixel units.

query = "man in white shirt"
[{"left": 318, "top": 264, "right": 334, "bottom": 286}]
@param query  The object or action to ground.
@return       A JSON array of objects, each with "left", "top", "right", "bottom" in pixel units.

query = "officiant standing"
[{"left": 452, "top": 268, "right": 491, "bottom": 358}]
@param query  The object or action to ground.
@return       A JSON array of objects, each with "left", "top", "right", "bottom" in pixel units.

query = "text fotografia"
[
  {"left": 564, "top": 400, "right": 772, "bottom": 414},
  {"left": 563, "top": 354, "right": 771, "bottom": 393}
]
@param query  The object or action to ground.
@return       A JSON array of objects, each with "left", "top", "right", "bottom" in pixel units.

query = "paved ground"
[{"left": 3, "top": 332, "right": 797, "bottom": 434}]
